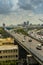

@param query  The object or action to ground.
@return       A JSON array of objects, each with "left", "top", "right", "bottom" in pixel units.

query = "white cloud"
[{"left": 11, "top": 0, "right": 19, "bottom": 11}]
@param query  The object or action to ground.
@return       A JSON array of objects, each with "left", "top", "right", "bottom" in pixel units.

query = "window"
[
  {"left": 13, "top": 50, "right": 15, "bottom": 52},
  {"left": 15, "top": 49, "right": 17, "bottom": 52},
  {"left": 0, "top": 51, "right": 1, "bottom": 53},
  {"left": 6, "top": 56, "right": 7, "bottom": 58},
  {"left": 3, "top": 50, "right": 7, "bottom": 53},
  {"left": 8, "top": 56, "right": 10, "bottom": 58},
  {"left": 0, "top": 56, "right": 2, "bottom": 58},
  {"left": 16, "top": 55, "right": 18, "bottom": 57}
]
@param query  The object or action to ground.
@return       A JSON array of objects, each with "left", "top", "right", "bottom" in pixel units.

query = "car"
[
  {"left": 28, "top": 39, "right": 32, "bottom": 42},
  {"left": 22, "top": 39, "right": 25, "bottom": 42},
  {"left": 36, "top": 44, "right": 42, "bottom": 50}
]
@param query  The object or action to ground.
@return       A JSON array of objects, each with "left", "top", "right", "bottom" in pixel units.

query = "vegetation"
[
  {"left": 0, "top": 61, "right": 18, "bottom": 65},
  {"left": 15, "top": 28, "right": 28, "bottom": 36},
  {"left": 0, "top": 27, "right": 9, "bottom": 38}
]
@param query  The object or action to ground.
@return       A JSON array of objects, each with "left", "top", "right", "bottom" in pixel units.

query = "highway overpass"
[{"left": 4, "top": 28, "right": 43, "bottom": 65}]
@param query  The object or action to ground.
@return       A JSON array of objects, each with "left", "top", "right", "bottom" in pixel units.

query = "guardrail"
[{"left": 28, "top": 34, "right": 43, "bottom": 45}]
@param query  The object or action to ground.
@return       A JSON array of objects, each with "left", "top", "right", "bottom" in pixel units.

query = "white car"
[
  {"left": 36, "top": 44, "right": 42, "bottom": 50},
  {"left": 22, "top": 39, "right": 25, "bottom": 42}
]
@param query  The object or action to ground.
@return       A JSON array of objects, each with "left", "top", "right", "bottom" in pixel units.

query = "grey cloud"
[
  {"left": 19, "top": 4, "right": 33, "bottom": 10},
  {"left": 18, "top": 0, "right": 33, "bottom": 10},
  {"left": 18, "top": 0, "right": 43, "bottom": 12},
  {"left": 31, "top": 0, "right": 43, "bottom": 13},
  {"left": 31, "top": 0, "right": 43, "bottom": 5},
  {"left": 0, "top": 0, "right": 14, "bottom": 14},
  {"left": 0, "top": 0, "right": 43, "bottom": 14}
]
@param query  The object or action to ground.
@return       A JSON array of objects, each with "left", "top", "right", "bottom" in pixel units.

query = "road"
[
  {"left": 5, "top": 29, "right": 43, "bottom": 65},
  {"left": 28, "top": 29, "right": 43, "bottom": 43}
]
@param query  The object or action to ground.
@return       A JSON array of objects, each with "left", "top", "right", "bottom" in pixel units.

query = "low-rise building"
[{"left": 0, "top": 38, "right": 19, "bottom": 61}]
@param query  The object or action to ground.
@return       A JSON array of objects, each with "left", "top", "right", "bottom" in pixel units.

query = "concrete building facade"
[{"left": 0, "top": 38, "right": 19, "bottom": 61}]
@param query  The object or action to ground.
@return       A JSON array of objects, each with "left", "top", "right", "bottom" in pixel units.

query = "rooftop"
[
  {"left": 0, "top": 38, "right": 14, "bottom": 44},
  {"left": 0, "top": 45, "right": 18, "bottom": 50}
]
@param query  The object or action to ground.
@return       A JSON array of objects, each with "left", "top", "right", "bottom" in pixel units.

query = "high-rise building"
[{"left": 27, "top": 21, "right": 29, "bottom": 25}]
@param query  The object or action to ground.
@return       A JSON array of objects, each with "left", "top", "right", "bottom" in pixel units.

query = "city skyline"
[{"left": 0, "top": 0, "right": 43, "bottom": 26}]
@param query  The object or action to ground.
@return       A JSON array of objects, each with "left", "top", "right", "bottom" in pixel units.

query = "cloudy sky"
[{"left": 0, "top": 0, "right": 43, "bottom": 26}]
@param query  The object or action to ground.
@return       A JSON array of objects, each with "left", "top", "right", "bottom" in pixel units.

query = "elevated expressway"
[{"left": 5, "top": 29, "right": 43, "bottom": 65}]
